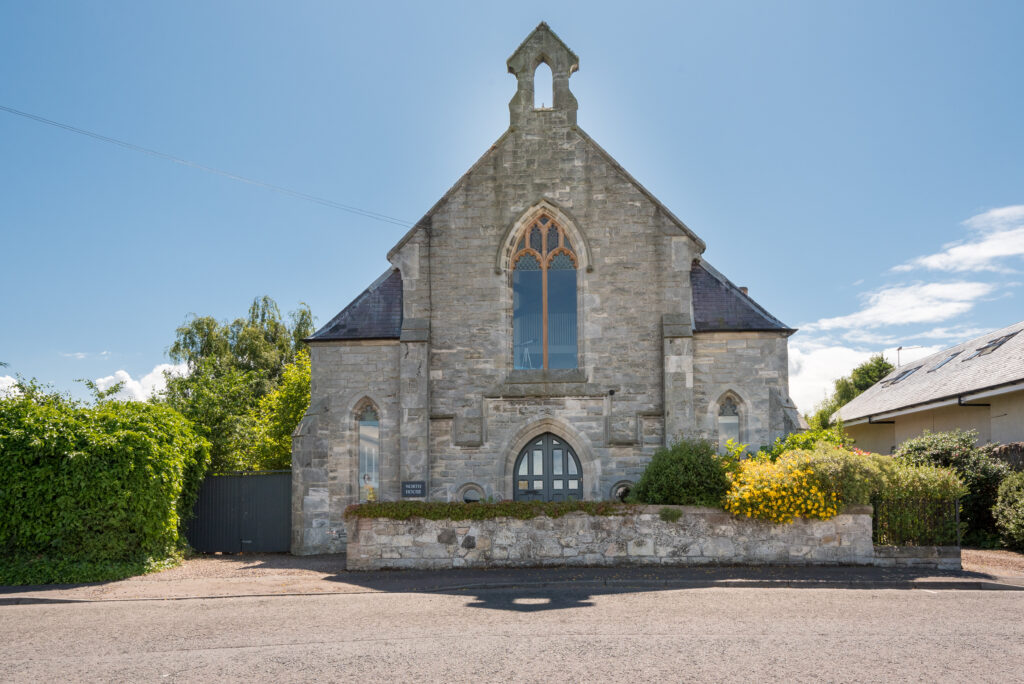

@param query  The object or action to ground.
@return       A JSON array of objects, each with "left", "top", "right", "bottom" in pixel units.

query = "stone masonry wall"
[
  {"left": 692, "top": 331, "right": 796, "bottom": 450},
  {"left": 409, "top": 122, "right": 691, "bottom": 503},
  {"left": 292, "top": 341, "right": 400, "bottom": 554},
  {"left": 346, "top": 506, "right": 879, "bottom": 571}
]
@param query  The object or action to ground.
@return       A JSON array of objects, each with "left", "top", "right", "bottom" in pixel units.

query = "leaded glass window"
[
  {"left": 513, "top": 433, "right": 583, "bottom": 502},
  {"left": 718, "top": 397, "right": 740, "bottom": 452},
  {"left": 512, "top": 214, "right": 578, "bottom": 370},
  {"left": 358, "top": 405, "right": 380, "bottom": 503}
]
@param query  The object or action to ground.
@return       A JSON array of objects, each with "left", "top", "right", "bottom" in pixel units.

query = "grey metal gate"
[{"left": 186, "top": 471, "right": 292, "bottom": 553}]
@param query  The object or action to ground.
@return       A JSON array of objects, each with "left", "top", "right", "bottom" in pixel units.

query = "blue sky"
[{"left": 2, "top": 2, "right": 1023, "bottom": 412}]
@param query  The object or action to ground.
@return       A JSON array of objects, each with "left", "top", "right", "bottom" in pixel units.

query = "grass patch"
[{"left": 659, "top": 507, "right": 683, "bottom": 522}]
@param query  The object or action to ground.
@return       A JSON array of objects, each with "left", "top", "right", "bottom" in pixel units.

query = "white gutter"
[{"left": 842, "top": 379, "right": 1024, "bottom": 427}]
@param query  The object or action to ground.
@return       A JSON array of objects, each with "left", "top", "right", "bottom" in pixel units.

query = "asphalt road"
[{"left": 4, "top": 585, "right": 1023, "bottom": 682}]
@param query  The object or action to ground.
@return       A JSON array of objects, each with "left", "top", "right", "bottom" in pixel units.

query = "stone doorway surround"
[{"left": 499, "top": 418, "right": 598, "bottom": 501}]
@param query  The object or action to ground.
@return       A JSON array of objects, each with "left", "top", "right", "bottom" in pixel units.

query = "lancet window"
[
  {"left": 511, "top": 215, "right": 578, "bottom": 370},
  {"left": 718, "top": 396, "right": 741, "bottom": 451},
  {"left": 357, "top": 404, "right": 380, "bottom": 503}
]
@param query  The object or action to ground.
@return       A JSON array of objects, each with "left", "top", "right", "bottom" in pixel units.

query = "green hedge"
[
  {"left": 894, "top": 429, "right": 1009, "bottom": 545},
  {"left": 345, "top": 500, "right": 628, "bottom": 521},
  {"left": 872, "top": 462, "right": 966, "bottom": 546},
  {"left": 0, "top": 391, "right": 209, "bottom": 584}
]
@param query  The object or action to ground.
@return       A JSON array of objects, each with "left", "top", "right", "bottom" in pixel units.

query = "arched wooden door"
[{"left": 513, "top": 433, "right": 582, "bottom": 502}]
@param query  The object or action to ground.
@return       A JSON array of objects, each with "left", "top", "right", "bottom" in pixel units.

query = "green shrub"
[
  {"left": 761, "top": 424, "right": 852, "bottom": 460},
  {"left": 894, "top": 430, "right": 1009, "bottom": 544},
  {"left": 628, "top": 438, "right": 730, "bottom": 507},
  {"left": 802, "top": 445, "right": 897, "bottom": 506},
  {"left": 345, "top": 499, "right": 627, "bottom": 521},
  {"left": 994, "top": 472, "right": 1024, "bottom": 550},
  {"left": 879, "top": 461, "right": 967, "bottom": 502},
  {"left": 0, "top": 389, "right": 209, "bottom": 584}
]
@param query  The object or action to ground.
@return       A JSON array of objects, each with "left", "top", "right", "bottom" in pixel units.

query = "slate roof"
[
  {"left": 315, "top": 260, "right": 791, "bottom": 342},
  {"left": 308, "top": 268, "right": 403, "bottom": 341},
  {"left": 690, "top": 260, "right": 795, "bottom": 334},
  {"left": 837, "top": 320, "right": 1024, "bottom": 422}
]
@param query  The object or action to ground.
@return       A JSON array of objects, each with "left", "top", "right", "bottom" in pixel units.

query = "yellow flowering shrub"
[{"left": 724, "top": 451, "right": 839, "bottom": 524}]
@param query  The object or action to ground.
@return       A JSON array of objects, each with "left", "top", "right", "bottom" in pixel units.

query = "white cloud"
[
  {"left": 788, "top": 338, "right": 875, "bottom": 414},
  {"left": 803, "top": 281, "right": 994, "bottom": 331},
  {"left": 0, "top": 375, "right": 17, "bottom": 397},
  {"left": 964, "top": 204, "right": 1024, "bottom": 232},
  {"left": 883, "top": 344, "right": 944, "bottom": 368},
  {"left": 61, "top": 351, "right": 112, "bottom": 360},
  {"left": 788, "top": 336, "right": 944, "bottom": 415},
  {"left": 905, "top": 325, "right": 989, "bottom": 341},
  {"left": 841, "top": 329, "right": 898, "bottom": 345},
  {"left": 94, "top": 363, "right": 187, "bottom": 401},
  {"left": 894, "top": 205, "right": 1024, "bottom": 273}
]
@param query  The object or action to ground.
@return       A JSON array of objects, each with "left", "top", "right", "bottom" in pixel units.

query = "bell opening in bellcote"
[{"left": 507, "top": 22, "right": 579, "bottom": 127}]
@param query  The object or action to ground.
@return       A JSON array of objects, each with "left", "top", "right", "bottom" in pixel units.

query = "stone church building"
[{"left": 292, "top": 24, "right": 802, "bottom": 554}]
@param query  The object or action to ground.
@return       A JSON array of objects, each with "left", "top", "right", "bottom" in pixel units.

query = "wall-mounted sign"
[{"left": 402, "top": 481, "right": 426, "bottom": 498}]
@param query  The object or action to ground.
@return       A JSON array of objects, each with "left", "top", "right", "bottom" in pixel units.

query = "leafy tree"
[
  {"left": 232, "top": 350, "right": 311, "bottom": 470},
  {"left": 170, "top": 296, "right": 312, "bottom": 396},
  {"left": 807, "top": 354, "right": 894, "bottom": 429},
  {"left": 78, "top": 377, "right": 126, "bottom": 402},
  {"left": 163, "top": 358, "right": 267, "bottom": 471},
  {"left": 161, "top": 296, "right": 314, "bottom": 471}
]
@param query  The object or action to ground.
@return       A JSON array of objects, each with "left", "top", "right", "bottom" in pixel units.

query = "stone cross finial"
[{"left": 507, "top": 22, "right": 579, "bottom": 127}]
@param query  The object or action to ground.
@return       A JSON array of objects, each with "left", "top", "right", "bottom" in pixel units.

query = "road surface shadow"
[{"left": 330, "top": 564, "right": 1024, "bottom": 612}]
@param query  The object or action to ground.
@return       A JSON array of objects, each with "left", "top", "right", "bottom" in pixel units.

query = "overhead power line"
[{"left": 0, "top": 104, "right": 417, "bottom": 229}]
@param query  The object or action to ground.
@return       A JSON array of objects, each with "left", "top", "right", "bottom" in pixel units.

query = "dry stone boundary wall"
[
  {"left": 346, "top": 505, "right": 867, "bottom": 570},
  {"left": 346, "top": 505, "right": 960, "bottom": 571}
]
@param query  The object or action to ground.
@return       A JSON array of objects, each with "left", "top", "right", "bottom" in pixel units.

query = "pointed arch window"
[
  {"left": 357, "top": 404, "right": 380, "bottom": 502},
  {"left": 512, "top": 215, "right": 577, "bottom": 370},
  {"left": 717, "top": 396, "right": 741, "bottom": 451}
]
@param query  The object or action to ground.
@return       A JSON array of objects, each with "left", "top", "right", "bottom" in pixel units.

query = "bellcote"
[{"left": 507, "top": 22, "right": 579, "bottom": 127}]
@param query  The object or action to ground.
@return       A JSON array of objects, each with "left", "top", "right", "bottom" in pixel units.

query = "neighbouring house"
[
  {"left": 837, "top": 320, "right": 1024, "bottom": 454},
  {"left": 291, "top": 23, "right": 802, "bottom": 554}
]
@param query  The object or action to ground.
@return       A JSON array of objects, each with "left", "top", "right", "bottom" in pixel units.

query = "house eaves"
[{"left": 841, "top": 378, "right": 1024, "bottom": 427}]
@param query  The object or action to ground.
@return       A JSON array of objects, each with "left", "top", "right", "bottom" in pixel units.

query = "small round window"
[
  {"left": 611, "top": 481, "right": 633, "bottom": 502},
  {"left": 460, "top": 484, "right": 484, "bottom": 503}
]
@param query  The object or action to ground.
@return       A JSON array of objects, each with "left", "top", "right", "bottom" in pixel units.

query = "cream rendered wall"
[
  {"left": 846, "top": 423, "right": 896, "bottom": 455},
  {"left": 893, "top": 404, "right": 992, "bottom": 445},
  {"left": 990, "top": 390, "right": 1024, "bottom": 444}
]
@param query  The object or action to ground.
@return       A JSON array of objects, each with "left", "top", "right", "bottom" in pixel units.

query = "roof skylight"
[
  {"left": 962, "top": 331, "right": 1019, "bottom": 362},
  {"left": 929, "top": 352, "right": 961, "bottom": 372},
  {"left": 885, "top": 366, "right": 921, "bottom": 386}
]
